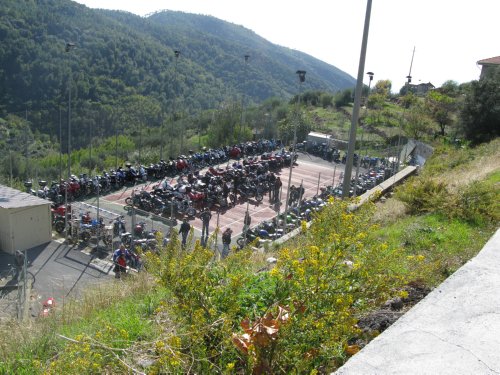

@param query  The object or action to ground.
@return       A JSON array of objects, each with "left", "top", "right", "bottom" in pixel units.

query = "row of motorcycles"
[
  {"left": 318, "top": 166, "right": 394, "bottom": 198},
  {"left": 124, "top": 150, "right": 298, "bottom": 220},
  {"left": 23, "top": 139, "right": 284, "bottom": 205},
  {"left": 237, "top": 195, "right": 328, "bottom": 248},
  {"left": 51, "top": 207, "right": 163, "bottom": 252},
  {"left": 237, "top": 166, "right": 395, "bottom": 248}
]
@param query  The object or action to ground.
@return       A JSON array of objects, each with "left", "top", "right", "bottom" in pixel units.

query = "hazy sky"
[{"left": 73, "top": 0, "right": 499, "bottom": 92}]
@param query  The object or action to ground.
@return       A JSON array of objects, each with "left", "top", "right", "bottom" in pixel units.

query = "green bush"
[
  {"left": 395, "top": 177, "right": 449, "bottom": 214},
  {"left": 446, "top": 179, "right": 500, "bottom": 225}
]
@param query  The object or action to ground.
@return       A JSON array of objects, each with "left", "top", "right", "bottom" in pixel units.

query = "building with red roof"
[{"left": 477, "top": 56, "right": 500, "bottom": 79}]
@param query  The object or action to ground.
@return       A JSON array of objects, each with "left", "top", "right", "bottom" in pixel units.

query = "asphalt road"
[{"left": 0, "top": 240, "right": 113, "bottom": 319}]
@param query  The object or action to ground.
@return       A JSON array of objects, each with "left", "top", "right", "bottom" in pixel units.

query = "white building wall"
[
  {"left": 0, "top": 204, "right": 51, "bottom": 254},
  {"left": 0, "top": 208, "right": 13, "bottom": 254}
]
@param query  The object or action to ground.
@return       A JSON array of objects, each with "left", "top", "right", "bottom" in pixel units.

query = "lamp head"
[{"left": 296, "top": 70, "right": 306, "bottom": 83}]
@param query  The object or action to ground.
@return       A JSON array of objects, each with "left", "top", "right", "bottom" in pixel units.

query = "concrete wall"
[
  {"left": 0, "top": 204, "right": 51, "bottom": 254},
  {"left": 0, "top": 207, "right": 13, "bottom": 254}
]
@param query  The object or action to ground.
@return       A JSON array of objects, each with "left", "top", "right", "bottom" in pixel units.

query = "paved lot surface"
[
  {"left": 90, "top": 154, "right": 346, "bottom": 241},
  {"left": 0, "top": 240, "right": 113, "bottom": 319}
]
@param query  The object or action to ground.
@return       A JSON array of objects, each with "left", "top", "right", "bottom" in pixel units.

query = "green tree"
[
  {"left": 206, "top": 101, "right": 241, "bottom": 147},
  {"left": 403, "top": 102, "right": 434, "bottom": 140},
  {"left": 439, "top": 80, "right": 460, "bottom": 97},
  {"left": 277, "top": 108, "right": 312, "bottom": 145},
  {"left": 373, "top": 79, "right": 392, "bottom": 99},
  {"left": 334, "top": 89, "right": 353, "bottom": 108},
  {"left": 460, "top": 72, "right": 500, "bottom": 145},
  {"left": 425, "top": 90, "right": 456, "bottom": 136}
]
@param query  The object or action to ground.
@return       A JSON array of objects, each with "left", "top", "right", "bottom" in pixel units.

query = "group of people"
[
  {"left": 112, "top": 244, "right": 141, "bottom": 278},
  {"left": 112, "top": 200, "right": 256, "bottom": 278},
  {"left": 176, "top": 207, "right": 253, "bottom": 259}
]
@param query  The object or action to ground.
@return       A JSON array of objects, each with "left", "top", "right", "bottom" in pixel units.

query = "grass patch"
[
  {"left": 0, "top": 274, "right": 170, "bottom": 374},
  {"left": 371, "top": 213, "right": 495, "bottom": 285}
]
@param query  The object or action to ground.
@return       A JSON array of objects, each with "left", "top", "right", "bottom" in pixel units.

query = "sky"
[{"left": 73, "top": 0, "right": 499, "bottom": 92}]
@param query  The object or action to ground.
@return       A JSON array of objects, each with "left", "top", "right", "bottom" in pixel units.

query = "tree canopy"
[{"left": 461, "top": 72, "right": 500, "bottom": 145}]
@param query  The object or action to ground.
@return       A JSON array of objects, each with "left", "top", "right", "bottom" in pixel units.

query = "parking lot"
[
  {"left": 1, "top": 155, "right": 347, "bottom": 320},
  {"left": 92, "top": 153, "right": 346, "bottom": 241}
]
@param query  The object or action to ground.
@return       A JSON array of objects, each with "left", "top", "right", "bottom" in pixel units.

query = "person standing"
[
  {"left": 199, "top": 208, "right": 212, "bottom": 239},
  {"left": 243, "top": 210, "right": 251, "bottom": 234},
  {"left": 221, "top": 228, "right": 233, "bottom": 259},
  {"left": 268, "top": 173, "right": 276, "bottom": 202},
  {"left": 179, "top": 219, "right": 191, "bottom": 247},
  {"left": 273, "top": 176, "right": 282, "bottom": 203},
  {"left": 114, "top": 253, "right": 127, "bottom": 278}
]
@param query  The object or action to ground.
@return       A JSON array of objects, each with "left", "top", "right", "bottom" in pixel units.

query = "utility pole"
[
  {"left": 353, "top": 71, "right": 374, "bottom": 198},
  {"left": 283, "top": 70, "right": 306, "bottom": 230},
  {"left": 239, "top": 54, "right": 250, "bottom": 145},
  {"left": 342, "top": 0, "right": 372, "bottom": 198},
  {"left": 64, "top": 42, "right": 75, "bottom": 239},
  {"left": 395, "top": 47, "right": 416, "bottom": 174},
  {"left": 172, "top": 50, "right": 180, "bottom": 156}
]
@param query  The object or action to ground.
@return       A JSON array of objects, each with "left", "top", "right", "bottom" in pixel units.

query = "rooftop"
[
  {"left": 0, "top": 184, "right": 51, "bottom": 209},
  {"left": 477, "top": 56, "right": 500, "bottom": 65}
]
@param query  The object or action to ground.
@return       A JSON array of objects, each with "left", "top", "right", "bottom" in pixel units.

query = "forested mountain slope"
[{"left": 0, "top": 0, "right": 355, "bottom": 144}]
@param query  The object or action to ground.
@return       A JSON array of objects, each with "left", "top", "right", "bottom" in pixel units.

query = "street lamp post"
[
  {"left": 115, "top": 121, "right": 118, "bottom": 170},
  {"left": 283, "top": 70, "right": 306, "bottom": 230},
  {"left": 239, "top": 54, "right": 250, "bottom": 145},
  {"left": 170, "top": 50, "right": 180, "bottom": 157},
  {"left": 59, "top": 106, "right": 63, "bottom": 181},
  {"left": 394, "top": 74, "right": 412, "bottom": 174},
  {"left": 64, "top": 42, "right": 75, "bottom": 239},
  {"left": 353, "top": 71, "right": 374, "bottom": 197}
]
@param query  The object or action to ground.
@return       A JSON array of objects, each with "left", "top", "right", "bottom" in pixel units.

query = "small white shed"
[
  {"left": 0, "top": 184, "right": 52, "bottom": 254},
  {"left": 307, "top": 131, "right": 332, "bottom": 147}
]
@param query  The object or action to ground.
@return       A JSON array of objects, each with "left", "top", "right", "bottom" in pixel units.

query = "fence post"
[
  {"left": 131, "top": 207, "right": 136, "bottom": 242},
  {"left": 215, "top": 211, "right": 220, "bottom": 260},
  {"left": 316, "top": 172, "right": 321, "bottom": 196},
  {"left": 169, "top": 201, "right": 174, "bottom": 237}
]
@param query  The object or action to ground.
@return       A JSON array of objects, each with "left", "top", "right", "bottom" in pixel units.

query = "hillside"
[{"left": 0, "top": 0, "right": 355, "bottom": 149}]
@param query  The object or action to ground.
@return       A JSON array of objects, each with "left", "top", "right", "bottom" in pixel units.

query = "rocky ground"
[{"left": 353, "top": 280, "right": 431, "bottom": 347}]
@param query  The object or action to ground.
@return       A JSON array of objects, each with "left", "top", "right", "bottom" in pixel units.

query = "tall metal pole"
[
  {"left": 139, "top": 120, "right": 142, "bottom": 164},
  {"left": 316, "top": 172, "right": 321, "bottom": 197},
  {"left": 9, "top": 149, "right": 12, "bottom": 187},
  {"left": 353, "top": 72, "right": 374, "bottom": 198},
  {"left": 89, "top": 119, "right": 92, "bottom": 176},
  {"left": 64, "top": 42, "right": 75, "bottom": 238},
  {"left": 283, "top": 70, "right": 306, "bottom": 230},
  {"left": 59, "top": 106, "right": 63, "bottom": 181},
  {"left": 395, "top": 49, "right": 415, "bottom": 174},
  {"left": 115, "top": 123, "right": 118, "bottom": 170},
  {"left": 239, "top": 54, "right": 250, "bottom": 145},
  {"left": 342, "top": 0, "right": 373, "bottom": 198},
  {"left": 169, "top": 50, "right": 180, "bottom": 157},
  {"left": 160, "top": 111, "right": 164, "bottom": 161}
]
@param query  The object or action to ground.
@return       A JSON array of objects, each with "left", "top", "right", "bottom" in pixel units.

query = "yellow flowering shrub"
[{"left": 143, "top": 198, "right": 419, "bottom": 373}]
